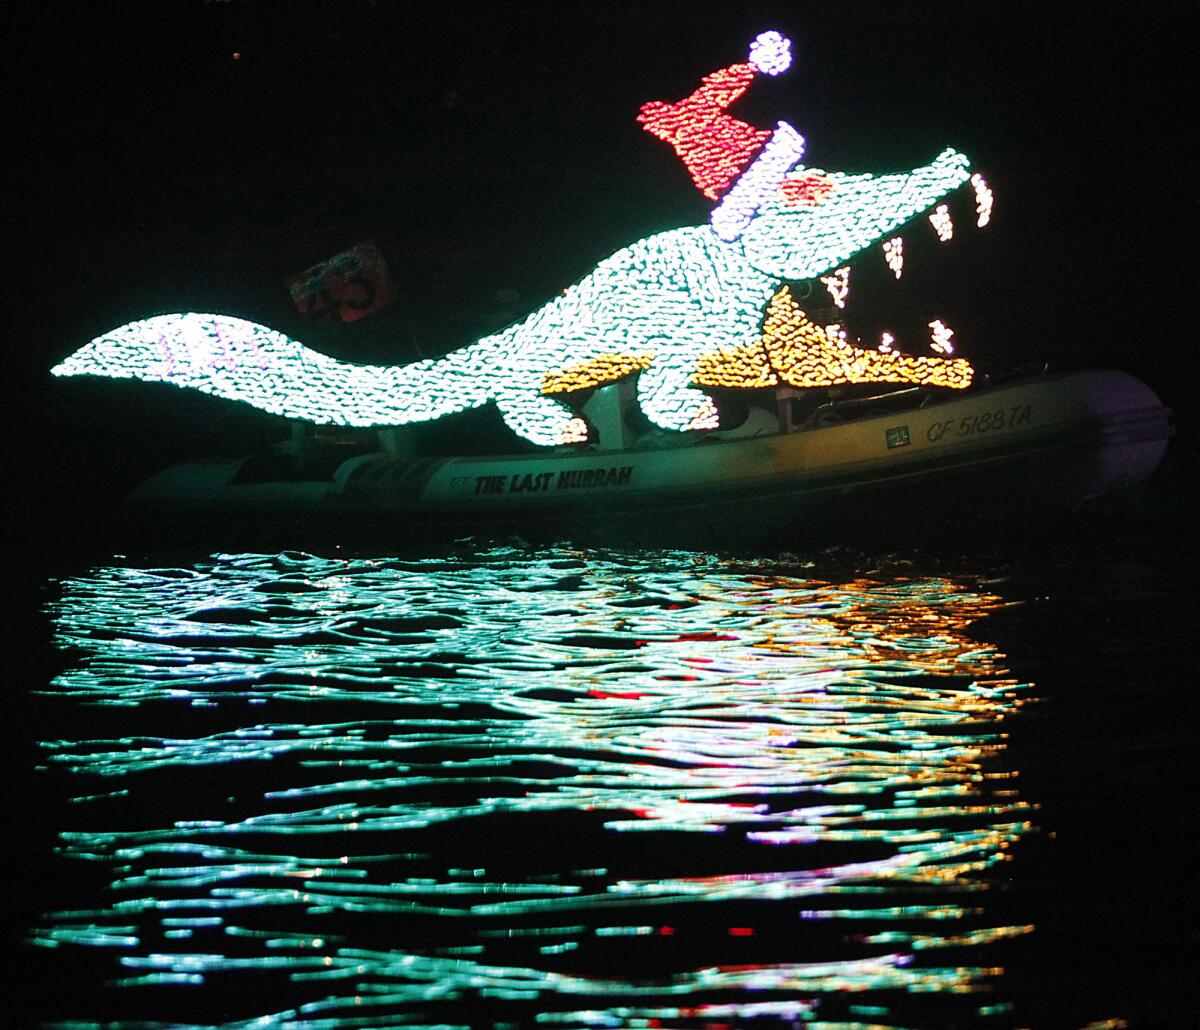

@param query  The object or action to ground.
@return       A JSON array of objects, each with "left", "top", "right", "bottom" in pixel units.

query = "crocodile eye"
[{"left": 779, "top": 174, "right": 835, "bottom": 207}]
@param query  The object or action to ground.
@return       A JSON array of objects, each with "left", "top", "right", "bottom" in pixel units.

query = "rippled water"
[{"left": 18, "top": 543, "right": 1177, "bottom": 1027}]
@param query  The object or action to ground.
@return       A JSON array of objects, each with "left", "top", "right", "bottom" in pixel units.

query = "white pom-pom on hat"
[{"left": 748, "top": 30, "right": 792, "bottom": 76}]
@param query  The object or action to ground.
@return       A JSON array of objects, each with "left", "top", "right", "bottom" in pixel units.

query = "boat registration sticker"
[{"left": 885, "top": 425, "right": 911, "bottom": 449}]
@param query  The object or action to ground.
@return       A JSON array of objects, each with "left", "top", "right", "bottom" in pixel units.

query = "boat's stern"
[{"left": 1055, "top": 369, "right": 1172, "bottom": 501}]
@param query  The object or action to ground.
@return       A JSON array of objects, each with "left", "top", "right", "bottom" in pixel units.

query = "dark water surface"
[{"left": 11, "top": 538, "right": 1193, "bottom": 1027}]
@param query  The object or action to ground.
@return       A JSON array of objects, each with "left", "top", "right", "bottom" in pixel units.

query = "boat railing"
[{"left": 783, "top": 385, "right": 930, "bottom": 430}]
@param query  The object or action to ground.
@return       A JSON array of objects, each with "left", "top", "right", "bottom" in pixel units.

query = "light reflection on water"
[{"left": 32, "top": 547, "right": 1035, "bottom": 1027}]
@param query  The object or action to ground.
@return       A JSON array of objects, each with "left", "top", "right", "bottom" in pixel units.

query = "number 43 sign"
[{"left": 286, "top": 240, "right": 396, "bottom": 324}]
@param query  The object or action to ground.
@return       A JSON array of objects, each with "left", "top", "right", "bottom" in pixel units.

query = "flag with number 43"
[{"left": 287, "top": 240, "right": 396, "bottom": 324}]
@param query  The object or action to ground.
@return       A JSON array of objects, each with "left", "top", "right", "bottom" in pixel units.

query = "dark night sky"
[
  {"left": 4, "top": 12, "right": 1193, "bottom": 1022},
  {"left": 7, "top": 2, "right": 1193, "bottom": 477}
]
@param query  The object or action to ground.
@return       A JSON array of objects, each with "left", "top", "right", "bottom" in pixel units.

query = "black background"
[
  {"left": 3, "top": 4, "right": 1196, "bottom": 1025},
  {"left": 7, "top": 2, "right": 1195, "bottom": 506}
]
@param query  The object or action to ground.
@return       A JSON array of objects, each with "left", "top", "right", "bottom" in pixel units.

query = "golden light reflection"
[{"left": 32, "top": 549, "right": 1034, "bottom": 1027}]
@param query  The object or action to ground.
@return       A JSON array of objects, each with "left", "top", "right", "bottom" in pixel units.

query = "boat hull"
[{"left": 127, "top": 370, "right": 1171, "bottom": 543}]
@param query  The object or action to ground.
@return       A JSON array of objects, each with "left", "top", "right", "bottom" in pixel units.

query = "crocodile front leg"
[
  {"left": 493, "top": 387, "right": 588, "bottom": 446},
  {"left": 636, "top": 356, "right": 718, "bottom": 431}
]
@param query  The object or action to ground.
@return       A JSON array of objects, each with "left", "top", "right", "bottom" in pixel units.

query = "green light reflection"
[{"left": 32, "top": 548, "right": 1035, "bottom": 1027}]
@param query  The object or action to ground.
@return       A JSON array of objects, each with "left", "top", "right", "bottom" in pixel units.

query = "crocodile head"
[
  {"left": 741, "top": 147, "right": 973, "bottom": 279},
  {"left": 737, "top": 147, "right": 993, "bottom": 362}
]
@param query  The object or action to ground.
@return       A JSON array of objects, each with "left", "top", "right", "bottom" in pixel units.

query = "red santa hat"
[{"left": 637, "top": 31, "right": 807, "bottom": 241}]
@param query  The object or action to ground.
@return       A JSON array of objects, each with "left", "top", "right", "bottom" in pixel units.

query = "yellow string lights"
[
  {"left": 692, "top": 339, "right": 777, "bottom": 390},
  {"left": 541, "top": 352, "right": 656, "bottom": 395},
  {"left": 692, "top": 288, "right": 973, "bottom": 391},
  {"left": 52, "top": 29, "right": 989, "bottom": 445}
]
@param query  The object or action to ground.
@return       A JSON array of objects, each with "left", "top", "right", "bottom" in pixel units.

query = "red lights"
[
  {"left": 638, "top": 64, "right": 771, "bottom": 200},
  {"left": 779, "top": 173, "right": 835, "bottom": 207}
]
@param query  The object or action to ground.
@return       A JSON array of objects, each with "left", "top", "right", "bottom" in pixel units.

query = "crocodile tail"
[{"left": 51, "top": 313, "right": 495, "bottom": 427}]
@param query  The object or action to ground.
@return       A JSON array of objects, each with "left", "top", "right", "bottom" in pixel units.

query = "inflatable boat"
[
  {"left": 121, "top": 368, "right": 1170, "bottom": 542},
  {"left": 49, "top": 31, "right": 1172, "bottom": 542}
]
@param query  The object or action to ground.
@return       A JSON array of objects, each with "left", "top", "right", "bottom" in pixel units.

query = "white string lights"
[
  {"left": 929, "top": 319, "right": 956, "bottom": 355},
  {"left": 883, "top": 237, "right": 904, "bottom": 279},
  {"left": 741, "top": 148, "right": 972, "bottom": 280},
  {"left": 929, "top": 204, "right": 954, "bottom": 242},
  {"left": 53, "top": 230, "right": 782, "bottom": 446},
  {"left": 820, "top": 267, "right": 850, "bottom": 309},
  {"left": 52, "top": 313, "right": 495, "bottom": 429},
  {"left": 971, "top": 173, "right": 993, "bottom": 227},
  {"left": 53, "top": 30, "right": 988, "bottom": 446}
]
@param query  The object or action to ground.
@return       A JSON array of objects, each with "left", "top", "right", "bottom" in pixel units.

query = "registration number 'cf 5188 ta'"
[{"left": 926, "top": 404, "right": 1033, "bottom": 443}]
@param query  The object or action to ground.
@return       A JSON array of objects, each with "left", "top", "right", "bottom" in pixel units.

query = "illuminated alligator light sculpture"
[{"left": 52, "top": 31, "right": 984, "bottom": 446}]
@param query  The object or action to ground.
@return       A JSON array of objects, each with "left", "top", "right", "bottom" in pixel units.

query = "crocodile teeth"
[
  {"left": 971, "top": 173, "right": 993, "bottom": 227},
  {"left": 820, "top": 267, "right": 850, "bottom": 308},
  {"left": 882, "top": 237, "right": 904, "bottom": 278},
  {"left": 929, "top": 319, "right": 955, "bottom": 354},
  {"left": 929, "top": 204, "right": 954, "bottom": 241}
]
